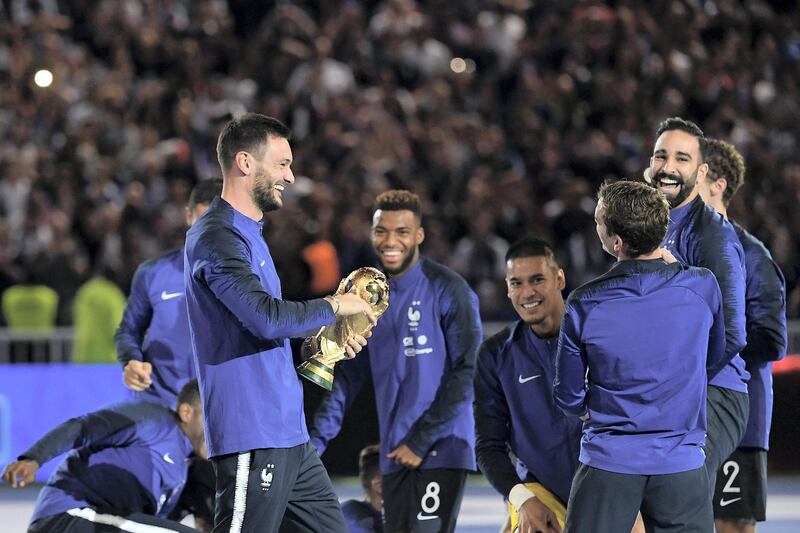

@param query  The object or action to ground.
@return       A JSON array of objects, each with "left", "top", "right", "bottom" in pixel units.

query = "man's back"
[
  {"left": 556, "top": 259, "right": 725, "bottom": 474},
  {"left": 25, "top": 401, "right": 192, "bottom": 524}
]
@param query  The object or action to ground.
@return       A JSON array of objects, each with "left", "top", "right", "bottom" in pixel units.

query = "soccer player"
[
  {"left": 2, "top": 380, "right": 206, "bottom": 533},
  {"left": 116, "top": 178, "right": 222, "bottom": 406},
  {"left": 554, "top": 180, "right": 727, "bottom": 532},
  {"left": 647, "top": 117, "right": 749, "bottom": 482},
  {"left": 474, "top": 237, "right": 580, "bottom": 533},
  {"left": 697, "top": 139, "right": 788, "bottom": 533},
  {"left": 311, "top": 189, "right": 482, "bottom": 533},
  {"left": 116, "top": 178, "right": 222, "bottom": 531},
  {"left": 184, "top": 112, "right": 375, "bottom": 532},
  {"left": 341, "top": 444, "right": 384, "bottom": 533}
]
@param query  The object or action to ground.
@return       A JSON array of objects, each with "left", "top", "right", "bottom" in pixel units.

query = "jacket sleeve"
[
  {"left": 740, "top": 250, "right": 787, "bottom": 363},
  {"left": 705, "top": 277, "right": 729, "bottom": 380},
  {"left": 114, "top": 262, "right": 152, "bottom": 365},
  {"left": 554, "top": 301, "right": 588, "bottom": 417},
  {"left": 692, "top": 223, "right": 747, "bottom": 365},
  {"left": 194, "top": 227, "right": 335, "bottom": 340},
  {"left": 309, "top": 353, "right": 371, "bottom": 455},
  {"left": 19, "top": 402, "right": 157, "bottom": 466},
  {"left": 474, "top": 338, "right": 522, "bottom": 498},
  {"left": 402, "top": 280, "right": 482, "bottom": 458}
]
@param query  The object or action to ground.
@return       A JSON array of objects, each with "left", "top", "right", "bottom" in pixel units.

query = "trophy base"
[{"left": 297, "top": 358, "right": 335, "bottom": 391}]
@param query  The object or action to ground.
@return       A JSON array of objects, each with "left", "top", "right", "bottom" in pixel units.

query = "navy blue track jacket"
[
  {"left": 21, "top": 402, "right": 193, "bottom": 525},
  {"left": 115, "top": 249, "right": 194, "bottom": 407},
  {"left": 310, "top": 257, "right": 481, "bottom": 475},
  {"left": 184, "top": 197, "right": 335, "bottom": 458},
  {"left": 475, "top": 320, "right": 581, "bottom": 504},
  {"left": 554, "top": 259, "right": 727, "bottom": 474},
  {"left": 733, "top": 222, "right": 787, "bottom": 449},
  {"left": 663, "top": 196, "right": 748, "bottom": 392}
]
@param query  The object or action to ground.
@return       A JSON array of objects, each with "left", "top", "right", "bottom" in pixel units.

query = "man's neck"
[
  {"left": 707, "top": 198, "right": 728, "bottom": 218},
  {"left": 619, "top": 249, "right": 663, "bottom": 261},
  {"left": 222, "top": 180, "right": 262, "bottom": 221}
]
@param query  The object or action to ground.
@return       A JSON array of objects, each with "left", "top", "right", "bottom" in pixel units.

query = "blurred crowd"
[{"left": 0, "top": 0, "right": 799, "bottom": 325}]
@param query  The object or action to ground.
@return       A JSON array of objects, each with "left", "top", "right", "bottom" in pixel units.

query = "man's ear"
[
  {"left": 696, "top": 162, "right": 709, "bottom": 182},
  {"left": 714, "top": 178, "right": 728, "bottom": 199},
  {"left": 233, "top": 151, "right": 251, "bottom": 175},
  {"left": 177, "top": 402, "right": 192, "bottom": 423},
  {"left": 416, "top": 226, "right": 425, "bottom": 246}
]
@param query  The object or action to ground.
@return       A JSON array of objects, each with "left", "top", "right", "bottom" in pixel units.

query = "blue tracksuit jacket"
[
  {"left": 662, "top": 196, "right": 748, "bottom": 392},
  {"left": 115, "top": 249, "right": 194, "bottom": 407},
  {"left": 554, "top": 259, "right": 727, "bottom": 474},
  {"left": 22, "top": 401, "right": 193, "bottom": 525},
  {"left": 310, "top": 257, "right": 481, "bottom": 475},
  {"left": 475, "top": 320, "right": 581, "bottom": 504},
  {"left": 184, "top": 197, "right": 334, "bottom": 458},
  {"left": 733, "top": 222, "right": 787, "bottom": 449}
]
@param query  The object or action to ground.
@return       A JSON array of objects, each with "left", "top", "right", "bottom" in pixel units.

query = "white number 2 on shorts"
[
  {"left": 421, "top": 481, "right": 441, "bottom": 513},
  {"left": 722, "top": 460, "right": 741, "bottom": 494}
]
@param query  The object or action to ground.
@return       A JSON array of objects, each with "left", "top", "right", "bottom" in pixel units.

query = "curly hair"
[
  {"left": 373, "top": 189, "right": 422, "bottom": 217},
  {"left": 705, "top": 139, "right": 745, "bottom": 206}
]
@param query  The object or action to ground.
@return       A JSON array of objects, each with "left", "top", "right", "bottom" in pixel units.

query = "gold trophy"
[{"left": 297, "top": 267, "right": 389, "bottom": 391}]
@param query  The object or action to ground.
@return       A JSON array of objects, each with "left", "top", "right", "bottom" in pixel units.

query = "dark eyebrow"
[{"left": 653, "top": 148, "right": 693, "bottom": 160}]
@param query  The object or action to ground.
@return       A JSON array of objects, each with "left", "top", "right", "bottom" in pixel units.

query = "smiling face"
[
  {"left": 249, "top": 135, "right": 294, "bottom": 213},
  {"left": 506, "top": 255, "right": 565, "bottom": 338},
  {"left": 649, "top": 129, "right": 708, "bottom": 209},
  {"left": 371, "top": 209, "right": 424, "bottom": 277}
]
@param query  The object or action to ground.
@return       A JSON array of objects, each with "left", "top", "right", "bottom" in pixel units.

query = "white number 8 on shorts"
[{"left": 421, "top": 481, "right": 441, "bottom": 514}]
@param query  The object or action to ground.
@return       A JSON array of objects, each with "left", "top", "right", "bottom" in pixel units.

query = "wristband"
[{"left": 509, "top": 483, "right": 537, "bottom": 510}]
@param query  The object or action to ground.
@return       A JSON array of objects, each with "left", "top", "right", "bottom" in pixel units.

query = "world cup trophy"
[{"left": 297, "top": 267, "right": 389, "bottom": 390}]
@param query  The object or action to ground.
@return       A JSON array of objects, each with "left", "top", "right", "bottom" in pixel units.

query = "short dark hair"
[
  {"left": 655, "top": 117, "right": 708, "bottom": 162},
  {"left": 188, "top": 178, "right": 223, "bottom": 210},
  {"left": 216, "top": 113, "right": 291, "bottom": 173},
  {"left": 598, "top": 180, "right": 670, "bottom": 258},
  {"left": 705, "top": 139, "right": 745, "bottom": 206},
  {"left": 176, "top": 379, "right": 201, "bottom": 410},
  {"left": 373, "top": 189, "right": 422, "bottom": 217},
  {"left": 358, "top": 444, "right": 380, "bottom": 491},
  {"left": 505, "top": 236, "right": 559, "bottom": 267}
]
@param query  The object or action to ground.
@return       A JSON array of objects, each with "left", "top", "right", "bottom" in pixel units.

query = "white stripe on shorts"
[
  {"left": 65, "top": 508, "right": 180, "bottom": 532},
  {"left": 230, "top": 451, "right": 251, "bottom": 533}
]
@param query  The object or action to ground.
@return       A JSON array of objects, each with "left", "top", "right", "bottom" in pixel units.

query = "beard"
[
  {"left": 253, "top": 182, "right": 281, "bottom": 213},
  {"left": 652, "top": 167, "right": 698, "bottom": 208},
  {"left": 380, "top": 247, "right": 418, "bottom": 276}
]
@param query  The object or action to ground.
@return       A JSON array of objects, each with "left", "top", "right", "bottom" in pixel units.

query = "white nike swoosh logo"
[
  {"left": 260, "top": 260, "right": 266, "bottom": 267},
  {"left": 519, "top": 374, "right": 542, "bottom": 384},
  {"left": 719, "top": 497, "right": 741, "bottom": 507},
  {"left": 161, "top": 291, "right": 183, "bottom": 300},
  {"left": 416, "top": 513, "right": 438, "bottom": 521},
  {"left": 163, "top": 453, "right": 174, "bottom": 464}
]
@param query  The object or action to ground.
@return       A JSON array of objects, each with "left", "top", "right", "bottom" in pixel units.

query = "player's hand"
[
  {"left": 657, "top": 247, "right": 677, "bottom": 264},
  {"left": 387, "top": 444, "right": 423, "bottom": 469},
  {"left": 123, "top": 360, "right": 153, "bottom": 391},
  {"left": 331, "top": 293, "right": 377, "bottom": 325},
  {"left": 2, "top": 459, "right": 39, "bottom": 488},
  {"left": 517, "top": 497, "right": 562, "bottom": 533},
  {"left": 343, "top": 331, "right": 371, "bottom": 359}
]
